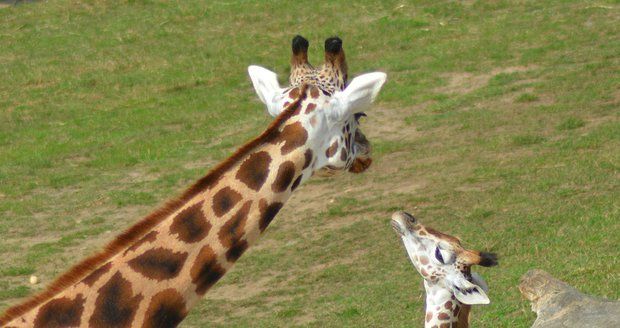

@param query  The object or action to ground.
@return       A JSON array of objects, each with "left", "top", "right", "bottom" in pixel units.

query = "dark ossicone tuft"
[
  {"left": 479, "top": 252, "right": 498, "bottom": 267},
  {"left": 292, "top": 35, "right": 309, "bottom": 54},
  {"left": 325, "top": 36, "right": 342, "bottom": 53}
]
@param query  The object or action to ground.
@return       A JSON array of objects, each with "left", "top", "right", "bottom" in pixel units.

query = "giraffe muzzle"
[
  {"left": 348, "top": 130, "right": 372, "bottom": 173},
  {"left": 391, "top": 211, "right": 417, "bottom": 236}
]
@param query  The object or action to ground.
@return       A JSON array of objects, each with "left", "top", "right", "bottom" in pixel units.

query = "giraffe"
[
  {"left": 391, "top": 211, "right": 498, "bottom": 328},
  {"left": 0, "top": 36, "right": 386, "bottom": 328}
]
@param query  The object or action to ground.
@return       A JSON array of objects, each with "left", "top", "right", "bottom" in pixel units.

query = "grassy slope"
[{"left": 0, "top": 0, "right": 618, "bottom": 327}]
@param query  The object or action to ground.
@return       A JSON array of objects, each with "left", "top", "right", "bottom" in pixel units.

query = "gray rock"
[{"left": 519, "top": 269, "right": 620, "bottom": 328}]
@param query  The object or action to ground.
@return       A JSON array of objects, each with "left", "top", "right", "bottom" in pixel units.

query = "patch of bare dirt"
[{"left": 436, "top": 66, "right": 539, "bottom": 95}]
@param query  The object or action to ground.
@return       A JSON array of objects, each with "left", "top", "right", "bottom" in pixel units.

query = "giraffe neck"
[
  {"left": 424, "top": 281, "right": 470, "bottom": 328},
  {"left": 2, "top": 96, "right": 320, "bottom": 327}
]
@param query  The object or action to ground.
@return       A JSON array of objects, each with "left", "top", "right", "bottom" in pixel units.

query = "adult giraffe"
[{"left": 0, "top": 35, "right": 386, "bottom": 328}]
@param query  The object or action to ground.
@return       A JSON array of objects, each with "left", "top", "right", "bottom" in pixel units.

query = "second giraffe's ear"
[
  {"left": 328, "top": 72, "right": 386, "bottom": 122},
  {"left": 448, "top": 274, "right": 491, "bottom": 305},
  {"left": 248, "top": 65, "right": 287, "bottom": 117}
]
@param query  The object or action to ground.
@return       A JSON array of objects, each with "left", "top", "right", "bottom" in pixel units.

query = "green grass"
[{"left": 1, "top": 0, "right": 619, "bottom": 327}]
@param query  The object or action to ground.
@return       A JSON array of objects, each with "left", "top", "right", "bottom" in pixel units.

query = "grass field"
[{"left": 0, "top": 0, "right": 618, "bottom": 327}]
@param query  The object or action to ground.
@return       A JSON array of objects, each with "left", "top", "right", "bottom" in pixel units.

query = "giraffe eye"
[
  {"left": 435, "top": 247, "right": 455, "bottom": 265},
  {"left": 435, "top": 247, "right": 445, "bottom": 264}
]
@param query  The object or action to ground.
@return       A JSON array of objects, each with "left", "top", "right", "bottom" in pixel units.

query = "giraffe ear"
[
  {"left": 329, "top": 72, "right": 386, "bottom": 121},
  {"left": 448, "top": 274, "right": 491, "bottom": 305},
  {"left": 248, "top": 65, "right": 287, "bottom": 117}
]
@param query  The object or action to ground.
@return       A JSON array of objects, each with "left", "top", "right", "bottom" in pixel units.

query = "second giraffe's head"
[
  {"left": 248, "top": 35, "right": 386, "bottom": 174},
  {"left": 391, "top": 211, "right": 498, "bottom": 305}
]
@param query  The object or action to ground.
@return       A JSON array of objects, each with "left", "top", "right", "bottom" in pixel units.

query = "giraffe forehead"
[
  {"left": 293, "top": 71, "right": 341, "bottom": 95},
  {"left": 421, "top": 226, "right": 462, "bottom": 246}
]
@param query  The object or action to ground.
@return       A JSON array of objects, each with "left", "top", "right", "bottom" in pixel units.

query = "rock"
[
  {"left": 29, "top": 275, "right": 38, "bottom": 285},
  {"left": 519, "top": 269, "right": 620, "bottom": 327}
]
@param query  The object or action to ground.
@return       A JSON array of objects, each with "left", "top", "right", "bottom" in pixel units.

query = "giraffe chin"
[{"left": 348, "top": 157, "right": 372, "bottom": 173}]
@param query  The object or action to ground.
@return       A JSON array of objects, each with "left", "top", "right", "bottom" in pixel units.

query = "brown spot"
[
  {"left": 303, "top": 149, "right": 313, "bottom": 169},
  {"left": 142, "top": 289, "right": 188, "bottom": 328},
  {"left": 283, "top": 101, "right": 290, "bottom": 108},
  {"left": 128, "top": 248, "right": 189, "bottom": 281},
  {"left": 226, "top": 240, "right": 248, "bottom": 263},
  {"left": 439, "top": 323, "right": 450, "bottom": 328},
  {"left": 33, "top": 295, "right": 85, "bottom": 328},
  {"left": 270, "top": 122, "right": 308, "bottom": 155},
  {"left": 83, "top": 262, "right": 112, "bottom": 287},
  {"left": 190, "top": 245, "right": 225, "bottom": 295},
  {"left": 124, "top": 231, "right": 158, "bottom": 255},
  {"left": 235, "top": 151, "right": 271, "bottom": 191},
  {"left": 219, "top": 201, "right": 251, "bottom": 262},
  {"left": 258, "top": 199, "right": 283, "bottom": 232},
  {"left": 340, "top": 148, "right": 348, "bottom": 161},
  {"left": 272, "top": 161, "right": 296, "bottom": 193},
  {"left": 291, "top": 102, "right": 303, "bottom": 115},
  {"left": 444, "top": 301, "right": 453, "bottom": 309},
  {"left": 420, "top": 256, "right": 429, "bottom": 265},
  {"left": 212, "top": 187, "right": 242, "bottom": 217},
  {"left": 438, "top": 313, "right": 450, "bottom": 320},
  {"left": 89, "top": 272, "right": 142, "bottom": 328},
  {"left": 170, "top": 201, "right": 210, "bottom": 243},
  {"left": 425, "top": 312, "right": 433, "bottom": 322},
  {"left": 288, "top": 87, "right": 300, "bottom": 99},
  {"left": 291, "top": 175, "right": 303, "bottom": 191},
  {"left": 325, "top": 141, "right": 338, "bottom": 157},
  {"left": 453, "top": 305, "right": 460, "bottom": 316},
  {"left": 304, "top": 103, "right": 317, "bottom": 114},
  {"left": 421, "top": 268, "right": 429, "bottom": 277},
  {"left": 218, "top": 201, "right": 250, "bottom": 248},
  {"left": 310, "top": 87, "right": 320, "bottom": 98}
]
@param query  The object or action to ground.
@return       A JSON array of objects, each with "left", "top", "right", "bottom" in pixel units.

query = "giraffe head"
[
  {"left": 391, "top": 211, "right": 498, "bottom": 305},
  {"left": 248, "top": 35, "right": 385, "bottom": 174}
]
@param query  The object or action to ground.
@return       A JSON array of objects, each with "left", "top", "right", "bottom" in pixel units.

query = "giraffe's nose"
[
  {"left": 391, "top": 211, "right": 417, "bottom": 235},
  {"left": 392, "top": 211, "right": 417, "bottom": 225}
]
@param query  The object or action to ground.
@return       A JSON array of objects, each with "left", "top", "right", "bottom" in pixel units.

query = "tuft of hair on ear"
[
  {"left": 325, "top": 36, "right": 343, "bottom": 53},
  {"left": 292, "top": 35, "right": 309, "bottom": 54},
  {"left": 478, "top": 252, "right": 498, "bottom": 267}
]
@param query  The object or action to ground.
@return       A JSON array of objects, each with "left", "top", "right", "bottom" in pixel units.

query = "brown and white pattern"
[
  {"left": 391, "top": 212, "right": 498, "bottom": 328},
  {"left": 0, "top": 36, "right": 386, "bottom": 328}
]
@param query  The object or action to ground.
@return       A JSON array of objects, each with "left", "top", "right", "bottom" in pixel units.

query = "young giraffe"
[
  {"left": 0, "top": 36, "right": 386, "bottom": 328},
  {"left": 391, "top": 211, "right": 498, "bottom": 328}
]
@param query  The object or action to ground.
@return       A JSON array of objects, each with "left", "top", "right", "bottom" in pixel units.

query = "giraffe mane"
[
  {"left": 458, "top": 303, "right": 472, "bottom": 328},
  {"left": 0, "top": 84, "right": 310, "bottom": 326}
]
